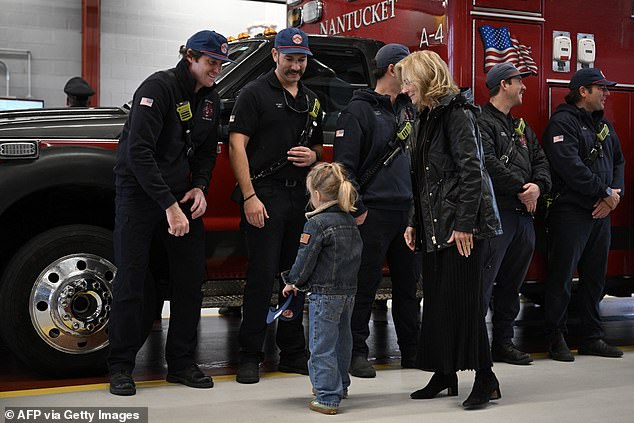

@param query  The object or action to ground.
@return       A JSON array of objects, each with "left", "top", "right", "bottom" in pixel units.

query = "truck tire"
[{"left": 0, "top": 225, "right": 143, "bottom": 377}]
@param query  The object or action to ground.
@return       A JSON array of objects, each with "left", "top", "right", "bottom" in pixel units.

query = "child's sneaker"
[{"left": 309, "top": 400, "right": 338, "bottom": 415}]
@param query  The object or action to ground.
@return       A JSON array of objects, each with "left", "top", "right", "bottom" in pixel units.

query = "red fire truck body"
[{"left": 290, "top": 0, "right": 633, "bottom": 288}]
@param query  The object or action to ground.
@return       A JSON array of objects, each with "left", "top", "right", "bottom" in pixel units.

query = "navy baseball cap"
[
  {"left": 64, "top": 77, "right": 94, "bottom": 97},
  {"left": 486, "top": 62, "right": 534, "bottom": 89},
  {"left": 569, "top": 68, "right": 617, "bottom": 90},
  {"left": 375, "top": 44, "right": 410, "bottom": 69},
  {"left": 274, "top": 28, "right": 312, "bottom": 56},
  {"left": 186, "top": 30, "right": 235, "bottom": 63},
  {"left": 266, "top": 291, "right": 305, "bottom": 324}
]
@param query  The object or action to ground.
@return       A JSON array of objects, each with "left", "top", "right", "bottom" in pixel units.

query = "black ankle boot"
[
  {"left": 462, "top": 369, "right": 501, "bottom": 409},
  {"left": 410, "top": 372, "right": 458, "bottom": 399}
]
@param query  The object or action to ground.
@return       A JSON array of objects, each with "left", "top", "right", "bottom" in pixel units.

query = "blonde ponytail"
[{"left": 307, "top": 162, "right": 358, "bottom": 213}]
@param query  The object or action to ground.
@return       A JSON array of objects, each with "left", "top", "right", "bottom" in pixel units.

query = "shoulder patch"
[
  {"left": 335, "top": 129, "right": 344, "bottom": 137},
  {"left": 300, "top": 233, "right": 311, "bottom": 245},
  {"left": 553, "top": 135, "right": 564, "bottom": 143},
  {"left": 140, "top": 97, "right": 153, "bottom": 107}
]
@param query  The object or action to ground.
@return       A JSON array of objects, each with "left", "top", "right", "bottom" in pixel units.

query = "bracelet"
[{"left": 243, "top": 192, "right": 256, "bottom": 202}]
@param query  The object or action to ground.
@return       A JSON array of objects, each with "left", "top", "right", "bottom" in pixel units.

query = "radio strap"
[
  {"left": 231, "top": 94, "right": 321, "bottom": 203},
  {"left": 250, "top": 95, "right": 320, "bottom": 182},
  {"left": 583, "top": 123, "right": 609, "bottom": 166},
  {"left": 499, "top": 118, "right": 524, "bottom": 166}
]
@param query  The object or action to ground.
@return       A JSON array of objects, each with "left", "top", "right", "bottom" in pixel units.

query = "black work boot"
[
  {"left": 278, "top": 354, "right": 309, "bottom": 375},
  {"left": 348, "top": 355, "right": 376, "bottom": 378},
  {"left": 236, "top": 362, "right": 260, "bottom": 384},
  {"left": 166, "top": 364, "right": 214, "bottom": 388},
  {"left": 548, "top": 333, "right": 575, "bottom": 362},
  {"left": 578, "top": 339, "right": 623, "bottom": 358},
  {"left": 109, "top": 370, "right": 136, "bottom": 396},
  {"left": 491, "top": 341, "right": 533, "bottom": 365},
  {"left": 401, "top": 354, "right": 417, "bottom": 369}
]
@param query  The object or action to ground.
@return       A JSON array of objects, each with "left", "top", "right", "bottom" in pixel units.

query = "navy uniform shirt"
[
  {"left": 334, "top": 89, "right": 413, "bottom": 215},
  {"left": 228, "top": 69, "right": 323, "bottom": 182},
  {"left": 543, "top": 103, "right": 624, "bottom": 211},
  {"left": 114, "top": 59, "right": 219, "bottom": 210}
]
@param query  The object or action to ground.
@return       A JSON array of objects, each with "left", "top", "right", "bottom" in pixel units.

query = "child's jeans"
[{"left": 308, "top": 292, "right": 355, "bottom": 407}]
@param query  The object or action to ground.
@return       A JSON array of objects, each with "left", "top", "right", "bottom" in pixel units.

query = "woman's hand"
[
  {"left": 404, "top": 226, "right": 416, "bottom": 251},
  {"left": 447, "top": 230, "right": 473, "bottom": 257}
]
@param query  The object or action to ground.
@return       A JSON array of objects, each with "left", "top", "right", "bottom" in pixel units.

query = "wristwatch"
[{"left": 606, "top": 187, "right": 613, "bottom": 197}]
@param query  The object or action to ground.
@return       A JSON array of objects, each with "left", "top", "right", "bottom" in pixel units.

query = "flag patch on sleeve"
[
  {"left": 139, "top": 97, "right": 154, "bottom": 107},
  {"left": 300, "top": 233, "right": 311, "bottom": 244},
  {"left": 553, "top": 135, "right": 564, "bottom": 143},
  {"left": 140, "top": 97, "right": 154, "bottom": 107},
  {"left": 335, "top": 129, "right": 345, "bottom": 137}
]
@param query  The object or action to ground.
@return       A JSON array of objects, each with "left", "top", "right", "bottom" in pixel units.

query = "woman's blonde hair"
[
  {"left": 306, "top": 162, "right": 358, "bottom": 213},
  {"left": 395, "top": 50, "right": 459, "bottom": 109}
]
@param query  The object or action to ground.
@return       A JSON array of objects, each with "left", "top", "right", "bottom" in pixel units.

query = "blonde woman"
[{"left": 396, "top": 50, "right": 502, "bottom": 409}]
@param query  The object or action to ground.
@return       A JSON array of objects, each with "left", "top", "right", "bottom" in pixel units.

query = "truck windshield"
[{"left": 216, "top": 39, "right": 268, "bottom": 84}]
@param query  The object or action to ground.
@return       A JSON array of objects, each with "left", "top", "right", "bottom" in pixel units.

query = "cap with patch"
[
  {"left": 375, "top": 43, "right": 410, "bottom": 69},
  {"left": 569, "top": 68, "right": 617, "bottom": 90},
  {"left": 64, "top": 77, "right": 94, "bottom": 98},
  {"left": 186, "top": 30, "right": 235, "bottom": 63},
  {"left": 274, "top": 27, "right": 312, "bottom": 56},
  {"left": 266, "top": 271, "right": 305, "bottom": 324},
  {"left": 485, "top": 62, "right": 534, "bottom": 89}
]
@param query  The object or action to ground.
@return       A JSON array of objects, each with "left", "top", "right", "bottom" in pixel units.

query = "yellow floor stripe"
[
  {"left": 0, "top": 372, "right": 299, "bottom": 398},
  {"left": 2, "top": 347, "right": 632, "bottom": 399}
]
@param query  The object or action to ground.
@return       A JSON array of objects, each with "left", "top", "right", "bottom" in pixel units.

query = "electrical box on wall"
[
  {"left": 552, "top": 31, "right": 571, "bottom": 72},
  {"left": 577, "top": 33, "right": 595, "bottom": 70}
]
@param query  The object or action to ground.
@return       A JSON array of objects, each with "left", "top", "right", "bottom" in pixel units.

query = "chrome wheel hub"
[{"left": 29, "top": 254, "right": 116, "bottom": 354}]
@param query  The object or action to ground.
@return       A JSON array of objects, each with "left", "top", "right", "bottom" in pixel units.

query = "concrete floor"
[
  {"left": 2, "top": 352, "right": 634, "bottom": 423},
  {"left": 2, "top": 297, "right": 634, "bottom": 422}
]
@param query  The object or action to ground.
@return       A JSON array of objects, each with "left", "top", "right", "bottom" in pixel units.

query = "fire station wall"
[
  {"left": 100, "top": 0, "right": 285, "bottom": 107},
  {"left": 0, "top": 0, "right": 82, "bottom": 107},
  {"left": 0, "top": 0, "right": 285, "bottom": 108}
]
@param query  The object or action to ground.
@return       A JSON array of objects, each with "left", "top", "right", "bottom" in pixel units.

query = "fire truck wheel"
[{"left": 0, "top": 225, "right": 153, "bottom": 377}]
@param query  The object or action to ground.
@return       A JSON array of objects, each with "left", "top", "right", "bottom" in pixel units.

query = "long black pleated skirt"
[{"left": 415, "top": 240, "right": 492, "bottom": 373}]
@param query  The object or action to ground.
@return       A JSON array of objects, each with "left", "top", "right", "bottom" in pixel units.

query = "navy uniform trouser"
[
  {"left": 239, "top": 180, "right": 308, "bottom": 364},
  {"left": 350, "top": 208, "right": 419, "bottom": 359},
  {"left": 544, "top": 208, "right": 610, "bottom": 341},
  {"left": 481, "top": 209, "right": 535, "bottom": 344},
  {"left": 108, "top": 192, "right": 205, "bottom": 374}
]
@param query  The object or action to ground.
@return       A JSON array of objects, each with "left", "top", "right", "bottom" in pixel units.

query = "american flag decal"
[{"left": 478, "top": 25, "right": 538, "bottom": 75}]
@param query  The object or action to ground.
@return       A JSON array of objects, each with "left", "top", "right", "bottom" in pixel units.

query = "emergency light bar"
[
  {"left": 303, "top": 1, "right": 323, "bottom": 24},
  {"left": 287, "top": 0, "right": 323, "bottom": 27}
]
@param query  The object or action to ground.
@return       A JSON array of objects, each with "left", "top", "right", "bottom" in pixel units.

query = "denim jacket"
[{"left": 286, "top": 202, "right": 363, "bottom": 295}]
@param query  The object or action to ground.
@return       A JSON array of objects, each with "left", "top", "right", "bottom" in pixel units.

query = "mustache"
[{"left": 285, "top": 69, "right": 303, "bottom": 77}]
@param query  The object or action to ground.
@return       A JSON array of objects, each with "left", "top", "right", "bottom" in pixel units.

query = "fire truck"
[
  {"left": 288, "top": 0, "right": 634, "bottom": 296},
  {"left": 0, "top": 0, "right": 631, "bottom": 376}
]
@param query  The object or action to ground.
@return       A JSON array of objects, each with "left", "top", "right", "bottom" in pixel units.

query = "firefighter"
[
  {"left": 333, "top": 43, "right": 419, "bottom": 378},
  {"left": 542, "top": 68, "right": 625, "bottom": 361},
  {"left": 63, "top": 76, "right": 94, "bottom": 107},
  {"left": 477, "top": 62, "right": 551, "bottom": 365},
  {"left": 108, "top": 30, "right": 232, "bottom": 396},
  {"left": 228, "top": 27, "right": 324, "bottom": 384}
]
